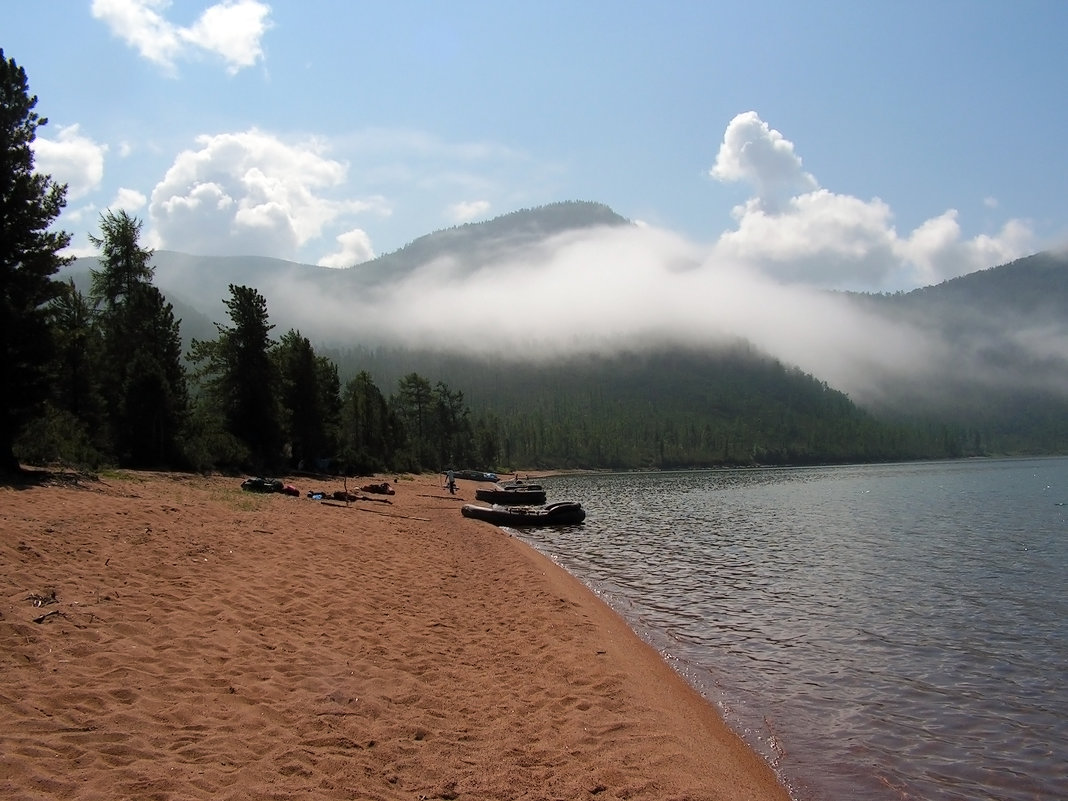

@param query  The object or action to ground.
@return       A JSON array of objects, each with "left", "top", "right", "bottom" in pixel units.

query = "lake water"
[{"left": 519, "top": 458, "right": 1068, "bottom": 801}]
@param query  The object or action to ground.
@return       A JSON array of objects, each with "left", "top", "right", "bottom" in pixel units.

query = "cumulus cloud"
[
  {"left": 710, "top": 111, "right": 817, "bottom": 213},
  {"left": 182, "top": 0, "right": 273, "bottom": 72},
  {"left": 149, "top": 129, "right": 385, "bottom": 259},
  {"left": 31, "top": 124, "right": 107, "bottom": 199},
  {"left": 715, "top": 190, "right": 900, "bottom": 287},
  {"left": 91, "top": 0, "right": 272, "bottom": 74},
  {"left": 899, "top": 212, "right": 1033, "bottom": 287},
  {"left": 710, "top": 111, "right": 1034, "bottom": 290},
  {"left": 447, "top": 200, "right": 491, "bottom": 223},
  {"left": 318, "top": 228, "right": 375, "bottom": 268},
  {"left": 110, "top": 187, "right": 148, "bottom": 213}
]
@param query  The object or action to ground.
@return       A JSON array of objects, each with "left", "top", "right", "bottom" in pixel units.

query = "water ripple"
[{"left": 520, "top": 459, "right": 1068, "bottom": 801}]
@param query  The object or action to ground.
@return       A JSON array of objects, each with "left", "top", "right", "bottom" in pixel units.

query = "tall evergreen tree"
[
  {"left": 315, "top": 355, "right": 342, "bottom": 462},
  {"left": 0, "top": 49, "right": 71, "bottom": 472},
  {"left": 48, "top": 279, "right": 106, "bottom": 450},
  {"left": 431, "top": 381, "right": 472, "bottom": 469},
  {"left": 472, "top": 412, "right": 501, "bottom": 469},
  {"left": 88, "top": 210, "right": 187, "bottom": 466},
  {"left": 274, "top": 329, "right": 340, "bottom": 469},
  {"left": 395, "top": 372, "right": 433, "bottom": 469},
  {"left": 50, "top": 281, "right": 102, "bottom": 423},
  {"left": 88, "top": 209, "right": 154, "bottom": 308},
  {"left": 340, "top": 370, "right": 396, "bottom": 473},
  {"left": 190, "top": 284, "right": 282, "bottom": 470},
  {"left": 115, "top": 283, "right": 188, "bottom": 465}
]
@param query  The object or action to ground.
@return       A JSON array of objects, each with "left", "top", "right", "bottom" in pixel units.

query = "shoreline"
[{"left": 1, "top": 469, "right": 789, "bottom": 800}]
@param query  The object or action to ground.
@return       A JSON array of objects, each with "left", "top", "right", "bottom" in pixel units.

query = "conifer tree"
[
  {"left": 275, "top": 329, "right": 340, "bottom": 470},
  {"left": 0, "top": 49, "right": 71, "bottom": 472},
  {"left": 46, "top": 280, "right": 107, "bottom": 456},
  {"left": 114, "top": 282, "right": 188, "bottom": 465},
  {"left": 395, "top": 372, "right": 433, "bottom": 469},
  {"left": 88, "top": 209, "right": 155, "bottom": 308},
  {"left": 88, "top": 210, "right": 187, "bottom": 465},
  {"left": 431, "top": 381, "right": 471, "bottom": 469},
  {"left": 315, "top": 355, "right": 342, "bottom": 462},
  {"left": 340, "top": 370, "right": 395, "bottom": 473},
  {"left": 191, "top": 284, "right": 282, "bottom": 470}
]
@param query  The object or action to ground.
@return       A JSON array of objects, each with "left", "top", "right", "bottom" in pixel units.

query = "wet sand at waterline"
[{"left": 0, "top": 469, "right": 789, "bottom": 800}]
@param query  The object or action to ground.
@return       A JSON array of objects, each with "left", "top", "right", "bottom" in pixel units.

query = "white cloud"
[
  {"left": 715, "top": 190, "right": 899, "bottom": 287},
  {"left": 90, "top": 0, "right": 182, "bottom": 71},
  {"left": 91, "top": 0, "right": 271, "bottom": 74},
  {"left": 149, "top": 128, "right": 382, "bottom": 259},
  {"left": 318, "top": 228, "right": 375, "bottom": 268},
  {"left": 899, "top": 212, "right": 1033, "bottom": 286},
  {"left": 710, "top": 112, "right": 1034, "bottom": 290},
  {"left": 110, "top": 187, "right": 148, "bottom": 213},
  {"left": 31, "top": 124, "right": 107, "bottom": 200},
  {"left": 447, "top": 200, "right": 491, "bottom": 223},
  {"left": 180, "top": 0, "right": 273, "bottom": 74},
  {"left": 710, "top": 111, "right": 817, "bottom": 213}
]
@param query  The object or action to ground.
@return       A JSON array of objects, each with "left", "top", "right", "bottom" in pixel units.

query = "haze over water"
[{"left": 524, "top": 458, "right": 1068, "bottom": 800}]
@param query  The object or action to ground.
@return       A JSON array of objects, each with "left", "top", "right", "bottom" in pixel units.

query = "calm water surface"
[{"left": 518, "top": 458, "right": 1067, "bottom": 801}]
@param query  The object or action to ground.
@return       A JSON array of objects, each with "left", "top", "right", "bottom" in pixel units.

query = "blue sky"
[{"left": 7, "top": 0, "right": 1068, "bottom": 291}]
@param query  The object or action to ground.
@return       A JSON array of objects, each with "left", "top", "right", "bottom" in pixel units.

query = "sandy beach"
[{"left": 0, "top": 469, "right": 789, "bottom": 800}]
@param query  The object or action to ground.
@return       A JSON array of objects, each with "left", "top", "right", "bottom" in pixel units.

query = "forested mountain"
[
  {"left": 64, "top": 251, "right": 333, "bottom": 340},
  {"left": 58, "top": 205, "right": 1068, "bottom": 468},
  {"left": 321, "top": 342, "right": 965, "bottom": 468},
  {"left": 333, "top": 200, "right": 629, "bottom": 285},
  {"left": 63, "top": 201, "right": 631, "bottom": 344},
  {"left": 851, "top": 251, "right": 1068, "bottom": 453},
  {"left": 873, "top": 250, "right": 1068, "bottom": 322}
]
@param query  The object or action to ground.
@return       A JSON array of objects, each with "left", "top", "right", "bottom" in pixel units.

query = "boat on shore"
[
  {"left": 475, "top": 484, "right": 547, "bottom": 505},
  {"left": 461, "top": 501, "right": 587, "bottom": 527},
  {"left": 496, "top": 480, "right": 543, "bottom": 491},
  {"left": 449, "top": 469, "right": 499, "bottom": 482}
]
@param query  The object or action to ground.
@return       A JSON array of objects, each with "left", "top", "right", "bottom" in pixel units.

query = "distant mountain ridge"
[
  {"left": 859, "top": 250, "right": 1068, "bottom": 401},
  {"left": 341, "top": 200, "right": 629, "bottom": 283},
  {"left": 65, "top": 200, "right": 629, "bottom": 327},
  {"left": 62, "top": 203, "right": 1068, "bottom": 458},
  {"left": 864, "top": 250, "right": 1068, "bottom": 327}
]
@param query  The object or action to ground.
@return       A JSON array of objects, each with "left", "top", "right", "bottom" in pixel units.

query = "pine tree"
[
  {"left": 315, "top": 355, "right": 342, "bottom": 464},
  {"left": 431, "top": 381, "right": 472, "bottom": 469},
  {"left": 88, "top": 210, "right": 187, "bottom": 466},
  {"left": 340, "top": 371, "right": 395, "bottom": 473},
  {"left": 88, "top": 209, "right": 155, "bottom": 308},
  {"left": 190, "top": 284, "right": 282, "bottom": 471},
  {"left": 395, "top": 372, "right": 433, "bottom": 469},
  {"left": 114, "top": 283, "right": 188, "bottom": 465},
  {"left": 0, "top": 49, "right": 71, "bottom": 472},
  {"left": 275, "top": 329, "right": 340, "bottom": 470},
  {"left": 47, "top": 279, "right": 107, "bottom": 456}
]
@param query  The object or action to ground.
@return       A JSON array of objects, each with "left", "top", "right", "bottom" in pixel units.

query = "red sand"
[{"left": 0, "top": 470, "right": 789, "bottom": 800}]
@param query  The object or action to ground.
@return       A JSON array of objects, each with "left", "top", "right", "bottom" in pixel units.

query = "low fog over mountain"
[{"left": 65, "top": 202, "right": 1068, "bottom": 422}]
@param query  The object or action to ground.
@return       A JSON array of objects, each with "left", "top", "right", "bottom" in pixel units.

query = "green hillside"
[
  {"left": 856, "top": 251, "right": 1068, "bottom": 454},
  {"left": 323, "top": 342, "right": 978, "bottom": 469},
  {"left": 54, "top": 207, "right": 1068, "bottom": 470}
]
